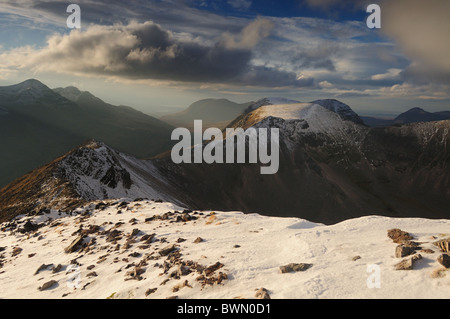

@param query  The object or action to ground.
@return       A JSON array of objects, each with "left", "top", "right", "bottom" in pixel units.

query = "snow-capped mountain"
[
  {"left": 151, "top": 99, "right": 450, "bottom": 224},
  {"left": 0, "top": 140, "right": 184, "bottom": 223},
  {"left": 311, "top": 99, "right": 365, "bottom": 125}
]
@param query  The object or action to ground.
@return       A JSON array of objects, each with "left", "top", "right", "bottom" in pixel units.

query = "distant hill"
[
  {"left": 362, "top": 107, "right": 450, "bottom": 127},
  {"left": 0, "top": 79, "right": 175, "bottom": 187},
  {"left": 160, "top": 98, "right": 253, "bottom": 130},
  {"left": 393, "top": 107, "right": 450, "bottom": 124}
]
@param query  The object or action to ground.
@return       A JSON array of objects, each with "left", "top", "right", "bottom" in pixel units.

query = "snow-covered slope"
[
  {"left": 311, "top": 99, "right": 365, "bottom": 125},
  {"left": 0, "top": 199, "right": 448, "bottom": 299},
  {"left": 242, "top": 101, "right": 367, "bottom": 149},
  {"left": 245, "top": 97, "right": 300, "bottom": 113}
]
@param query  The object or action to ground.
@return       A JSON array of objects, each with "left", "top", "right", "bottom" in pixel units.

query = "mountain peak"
[
  {"left": 4, "top": 78, "right": 50, "bottom": 92},
  {"left": 0, "top": 79, "right": 71, "bottom": 106},
  {"left": 394, "top": 107, "right": 444, "bottom": 124},
  {"left": 245, "top": 97, "right": 300, "bottom": 113},
  {"left": 311, "top": 99, "right": 365, "bottom": 125},
  {"left": 15, "top": 78, "right": 48, "bottom": 89},
  {"left": 404, "top": 107, "right": 428, "bottom": 113}
]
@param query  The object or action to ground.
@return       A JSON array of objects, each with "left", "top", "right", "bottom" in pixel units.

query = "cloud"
[
  {"left": 1, "top": 19, "right": 310, "bottom": 87},
  {"left": 381, "top": 0, "right": 450, "bottom": 83},
  {"left": 227, "top": 0, "right": 252, "bottom": 10},
  {"left": 371, "top": 68, "right": 402, "bottom": 81},
  {"left": 290, "top": 43, "right": 340, "bottom": 71},
  {"left": 219, "top": 17, "right": 274, "bottom": 50}
]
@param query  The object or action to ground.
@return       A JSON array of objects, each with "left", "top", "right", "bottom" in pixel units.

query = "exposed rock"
[
  {"left": 64, "top": 235, "right": 86, "bottom": 253},
  {"left": 18, "top": 220, "right": 41, "bottom": 233},
  {"left": 177, "top": 265, "right": 192, "bottom": 277},
  {"left": 125, "top": 266, "right": 145, "bottom": 281},
  {"left": 145, "top": 288, "right": 157, "bottom": 296},
  {"left": 204, "top": 262, "right": 224, "bottom": 276},
  {"left": 52, "top": 264, "right": 63, "bottom": 273},
  {"left": 159, "top": 244, "right": 177, "bottom": 256},
  {"left": 141, "top": 233, "right": 155, "bottom": 244},
  {"left": 387, "top": 229, "right": 414, "bottom": 244},
  {"left": 434, "top": 238, "right": 450, "bottom": 253},
  {"left": 105, "top": 229, "right": 122, "bottom": 243},
  {"left": 395, "top": 254, "right": 422, "bottom": 270},
  {"left": 279, "top": 263, "right": 313, "bottom": 273},
  {"left": 172, "top": 280, "right": 192, "bottom": 292},
  {"left": 81, "top": 224, "right": 100, "bottom": 235},
  {"left": 34, "top": 263, "right": 54, "bottom": 275},
  {"left": 352, "top": 256, "right": 361, "bottom": 261},
  {"left": 38, "top": 280, "right": 58, "bottom": 291},
  {"left": 11, "top": 247, "right": 22, "bottom": 257},
  {"left": 255, "top": 287, "right": 271, "bottom": 299},
  {"left": 437, "top": 254, "right": 450, "bottom": 268},
  {"left": 395, "top": 245, "right": 417, "bottom": 258},
  {"left": 193, "top": 237, "right": 204, "bottom": 243},
  {"left": 130, "top": 228, "right": 140, "bottom": 238}
]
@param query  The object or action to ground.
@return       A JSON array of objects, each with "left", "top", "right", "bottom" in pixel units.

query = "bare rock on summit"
[
  {"left": 395, "top": 244, "right": 418, "bottom": 258},
  {"left": 64, "top": 235, "right": 86, "bottom": 253},
  {"left": 255, "top": 287, "right": 271, "bottom": 299},
  {"left": 279, "top": 263, "right": 313, "bottom": 273},
  {"left": 38, "top": 280, "right": 58, "bottom": 291},
  {"left": 159, "top": 244, "right": 177, "bottom": 256},
  {"left": 387, "top": 229, "right": 414, "bottom": 244},
  {"left": 437, "top": 254, "right": 450, "bottom": 268},
  {"left": 434, "top": 238, "right": 450, "bottom": 253},
  {"left": 394, "top": 254, "right": 422, "bottom": 270}
]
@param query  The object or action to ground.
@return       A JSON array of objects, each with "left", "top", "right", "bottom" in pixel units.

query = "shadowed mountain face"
[
  {"left": 0, "top": 79, "right": 175, "bottom": 187},
  {"left": 1, "top": 97, "right": 449, "bottom": 225}
]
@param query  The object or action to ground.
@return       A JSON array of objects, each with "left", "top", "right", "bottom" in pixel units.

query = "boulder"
[
  {"left": 38, "top": 280, "right": 58, "bottom": 291},
  {"left": 437, "top": 254, "right": 450, "bottom": 268},
  {"left": 387, "top": 229, "right": 414, "bottom": 244},
  {"left": 159, "top": 244, "right": 177, "bottom": 256},
  {"left": 64, "top": 235, "right": 86, "bottom": 253},
  {"left": 255, "top": 288, "right": 271, "bottom": 299},
  {"left": 395, "top": 245, "right": 417, "bottom": 258},
  {"left": 279, "top": 263, "right": 313, "bottom": 273},
  {"left": 395, "top": 254, "right": 422, "bottom": 270}
]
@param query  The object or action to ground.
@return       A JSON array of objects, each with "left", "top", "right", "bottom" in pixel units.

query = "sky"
[{"left": 0, "top": 0, "right": 449, "bottom": 117}]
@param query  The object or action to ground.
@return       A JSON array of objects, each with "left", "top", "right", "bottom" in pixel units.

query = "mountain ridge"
[
  {"left": 3, "top": 99, "right": 449, "bottom": 224},
  {"left": 0, "top": 79, "right": 176, "bottom": 188}
]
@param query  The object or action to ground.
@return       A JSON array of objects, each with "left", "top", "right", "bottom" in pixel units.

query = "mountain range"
[
  {"left": 0, "top": 79, "right": 175, "bottom": 187},
  {"left": 361, "top": 107, "right": 450, "bottom": 127},
  {"left": 1, "top": 81, "right": 449, "bottom": 225}
]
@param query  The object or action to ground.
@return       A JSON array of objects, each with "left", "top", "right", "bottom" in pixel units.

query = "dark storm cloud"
[{"left": 15, "top": 19, "right": 311, "bottom": 87}]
